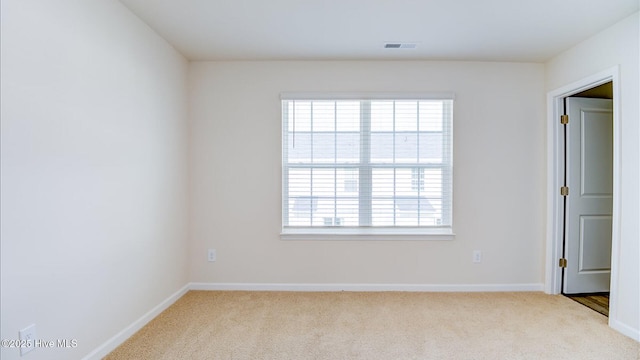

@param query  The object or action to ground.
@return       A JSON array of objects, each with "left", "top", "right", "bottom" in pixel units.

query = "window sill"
[{"left": 280, "top": 227, "right": 455, "bottom": 241}]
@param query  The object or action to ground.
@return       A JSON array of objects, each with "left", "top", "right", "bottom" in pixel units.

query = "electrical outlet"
[
  {"left": 473, "top": 250, "right": 482, "bottom": 263},
  {"left": 207, "top": 249, "right": 216, "bottom": 262},
  {"left": 19, "top": 324, "right": 36, "bottom": 355}
]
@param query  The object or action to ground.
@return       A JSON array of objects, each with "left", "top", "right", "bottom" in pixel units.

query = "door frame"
[{"left": 545, "top": 66, "right": 621, "bottom": 318}]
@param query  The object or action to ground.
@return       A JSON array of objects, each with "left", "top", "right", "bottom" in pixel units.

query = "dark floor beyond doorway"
[{"left": 565, "top": 293, "right": 609, "bottom": 317}]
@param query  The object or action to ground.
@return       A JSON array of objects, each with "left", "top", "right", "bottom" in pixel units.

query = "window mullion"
[{"left": 359, "top": 101, "right": 372, "bottom": 226}]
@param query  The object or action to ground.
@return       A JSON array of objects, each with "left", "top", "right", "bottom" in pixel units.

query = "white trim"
[
  {"left": 609, "top": 318, "right": 640, "bottom": 342},
  {"left": 189, "top": 282, "right": 544, "bottom": 292},
  {"left": 280, "top": 227, "right": 455, "bottom": 241},
  {"left": 280, "top": 92, "right": 455, "bottom": 100},
  {"left": 81, "top": 284, "right": 189, "bottom": 360},
  {"left": 545, "top": 66, "right": 622, "bottom": 330}
]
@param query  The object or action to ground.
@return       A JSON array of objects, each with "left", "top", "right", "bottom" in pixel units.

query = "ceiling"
[{"left": 119, "top": 0, "right": 639, "bottom": 62}]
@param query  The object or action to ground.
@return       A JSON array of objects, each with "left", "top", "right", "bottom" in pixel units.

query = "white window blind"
[{"left": 282, "top": 94, "right": 453, "bottom": 237}]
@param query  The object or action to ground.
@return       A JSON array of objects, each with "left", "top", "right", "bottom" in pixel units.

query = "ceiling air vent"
[{"left": 384, "top": 43, "right": 417, "bottom": 49}]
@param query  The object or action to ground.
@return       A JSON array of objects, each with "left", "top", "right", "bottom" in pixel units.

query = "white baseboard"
[
  {"left": 189, "top": 282, "right": 545, "bottom": 292},
  {"left": 81, "top": 284, "right": 190, "bottom": 360},
  {"left": 609, "top": 318, "right": 640, "bottom": 342}
]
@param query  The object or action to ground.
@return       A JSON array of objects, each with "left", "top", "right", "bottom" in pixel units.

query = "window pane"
[
  {"left": 395, "top": 197, "right": 435, "bottom": 226},
  {"left": 372, "top": 198, "right": 395, "bottom": 226},
  {"left": 336, "top": 101, "right": 360, "bottom": 163},
  {"left": 312, "top": 101, "right": 335, "bottom": 132},
  {"left": 312, "top": 133, "right": 335, "bottom": 163},
  {"left": 394, "top": 132, "right": 418, "bottom": 163},
  {"left": 371, "top": 132, "right": 422, "bottom": 163},
  {"left": 371, "top": 168, "right": 394, "bottom": 225},
  {"left": 287, "top": 132, "right": 311, "bottom": 163},
  {"left": 371, "top": 101, "right": 393, "bottom": 131},
  {"left": 336, "top": 101, "right": 360, "bottom": 132},
  {"left": 290, "top": 101, "right": 311, "bottom": 132},
  {"left": 337, "top": 168, "right": 359, "bottom": 195},
  {"left": 312, "top": 169, "right": 335, "bottom": 197},
  {"left": 288, "top": 168, "right": 313, "bottom": 226},
  {"left": 419, "top": 101, "right": 443, "bottom": 132},
  {"left": 395, "top": 168, "right": 415, "bottom": 196},
  {"left": 336, "top": 133, "right": 359, "bottom": 163},
  {"left": 311, "top": 169, "right": 335, "bottom": 225},
  {"left": 411, "top": 168, "right": 425, "bottom": 192},
  {"left": 370, "top": 132, "right": 393, "bottom": 163},
  {"left": 335, "top": 198, "right": 358, "bottom": 226},
  {"left": 395, "top": 101, "right": 417, "bottom": 131},
  {"left": 288, "top": 168, "right": 311, "bottom": 198},
  {"left": 423, "top": 168, "right": 443, "bottom": 198},
  {"left": 418, "top": 133, "right": 443, "bottom": 163},
  {"left": 372, "top": 168, "right": 394, "bottom": 197}
]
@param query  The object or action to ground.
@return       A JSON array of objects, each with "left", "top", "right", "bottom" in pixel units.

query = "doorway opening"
[
  {"left": 560, "top": 82, "right": 613, "bottom": 317},
  {"left": 545, "top": 66, "right": 621, "bottom": 326}
]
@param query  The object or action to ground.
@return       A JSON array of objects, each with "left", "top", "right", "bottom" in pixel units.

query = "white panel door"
[{"left": 563, "top": 97, "right": 613, "bottom": 294}]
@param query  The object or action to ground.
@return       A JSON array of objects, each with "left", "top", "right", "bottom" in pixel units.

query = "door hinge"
[
  {"left": 560, "top": 186, "right": 569, "bottom": 196},
  {"left": 559, "top": 258, "right": 567, "bottom": 268},
  {"left": 560, "top": 114, "right": 569, "bottom": 124}
]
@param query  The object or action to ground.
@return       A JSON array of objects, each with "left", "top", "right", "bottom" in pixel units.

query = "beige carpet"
[{"left": 105, "top": 291, "right": 639, "bottom": 360}]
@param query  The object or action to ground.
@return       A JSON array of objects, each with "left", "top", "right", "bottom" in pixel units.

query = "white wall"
[
  {"left": 0, "top": 1, "right": 190, "bottom": 359},
  {"left": 546, "top": 12, "right": 640, "bottom": 339},
  {"left": 189, "top": 61, "right": 546, "bottom": 287}
]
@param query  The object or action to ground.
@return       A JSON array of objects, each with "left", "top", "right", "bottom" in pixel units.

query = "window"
[{"left": 281, "top": 93, "right": 453, "bottom": 239}]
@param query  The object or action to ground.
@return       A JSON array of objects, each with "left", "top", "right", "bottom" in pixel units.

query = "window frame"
[{"left": 280, "top": 92, "right": 455, "bottom": 241}]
